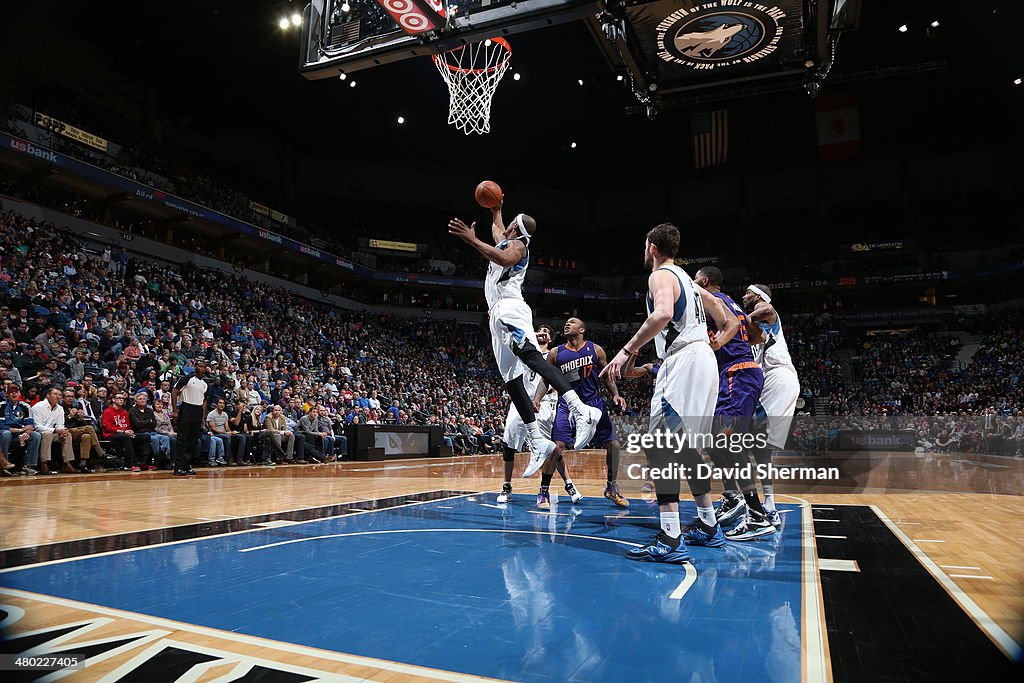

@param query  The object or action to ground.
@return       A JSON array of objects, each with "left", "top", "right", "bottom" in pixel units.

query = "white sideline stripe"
[
  {"left": 940, "top": 565, "right": 981, "bottom": 571},
  {"left": 913, "top": 539, "right": 945, "bottom": 543},
  {"left": 871, "top": 505, "right": 1022, "bottom": 661},
  {"left": 479, "top": 503, "right": 505, "bottom": 510},
  {"left": 669, "top": 564, "right": 698, "bottom": 600},
  {"left": 0, "top": 492, "right": 476, "bottom": 574},
  {"left": 791, "top": 494, "right": 828, "bottom": 683},
  {"left": 604, "top": 515, "right": 658, "bottom": 519},
  {"left": 815, "top": 535, "right": 847, "bottom": 540},
  {"left": 949, "top": 574, "right": 994, "bottom": 581},
  {"left": 527, "top": 510, "right": 574, "bottom": 516},
  {"left": 812, "top": 507, "right": 834, "bottom": 511},
  {"left": 0, "top": 588, "right": 502, "bottom": 683},
  {"left": 895, "top": 521, "right": 922, "bottom": 525},
  {"left": 252, "top": 520, "right": 298, "bottom": 529},
  {"left": 819, "top": 558, "right": 859, "bottom": 573},
  {"left": 813, "top": 518, "right": 840, "bottom": 523}
]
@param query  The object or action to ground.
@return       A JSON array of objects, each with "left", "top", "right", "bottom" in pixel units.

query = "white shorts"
[
  {"left": 649, "top": 342, "right": 718, "bottom": 447},
  {"left": 758, "top": 366, "right": 800, "bottom": 449},
  {"left": 489, "top": 298, "right": 539, "bottom": 383},
  {"left": 503, "top": 398, "right": 555, "bottom": 451}
]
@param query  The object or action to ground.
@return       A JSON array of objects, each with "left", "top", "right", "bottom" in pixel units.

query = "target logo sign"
[{"left": 376, "top": 0, "right": 445, "bottom": 35}]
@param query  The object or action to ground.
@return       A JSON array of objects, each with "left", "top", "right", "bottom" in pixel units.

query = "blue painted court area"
[{"left": 2, "top": 494, "right": 805, "bottom": 683}]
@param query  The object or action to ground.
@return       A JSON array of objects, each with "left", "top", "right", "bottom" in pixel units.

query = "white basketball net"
[{"left": 432, "top": 38, "right": 511, "bottom": 135}]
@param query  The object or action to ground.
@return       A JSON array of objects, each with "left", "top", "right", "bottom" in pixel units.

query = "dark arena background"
[{"left": 0, "top": 1, "right": 1022, "bottom": 681}]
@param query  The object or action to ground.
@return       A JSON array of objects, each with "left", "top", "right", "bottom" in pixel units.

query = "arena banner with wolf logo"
[{"left": 627, "top": 0, "right": 805, "bottom": 82}]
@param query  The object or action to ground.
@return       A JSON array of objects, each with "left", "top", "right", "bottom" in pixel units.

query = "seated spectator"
[
  {"left": 101, "top": 391, "right": 149, "bottom": 471},
  {"left": 30, "top": 387, "right": 77, "bottom": 474},
  {"left": 0, "top": 385, "right": 41, "bottom": 475},
  {"left": 264, "top": 404, "right": 295, "bottom": 462},
  {"left": 129, "top": 391, "right": 165, "bottom": 469}
]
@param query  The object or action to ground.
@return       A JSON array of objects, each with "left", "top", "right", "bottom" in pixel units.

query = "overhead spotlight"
[
  {"left": 349, "top": 80, "right": 357, "bottom": 88},
  {"left": 898, "top": 24, "right": 908, "bottom": 32},
  {"left": 513, "top": 72, "right": 521, "bottom": 81},
  {"left": 1015, "top": 78, "right": 1023, "bottom": 85},
  {"left": 577, "top": 79, "right": 584, "bottom": 86},
  {"left": 339, "top": 73, "right": 347, "bottom": 81},
  {"left": 616, "top": 74, "right": 624, "bottom": 82},
  {"left": 930, "top": 20, "right": 940, "bottom": 28},
  {"left": 570, "top": 142, "right": 577, "bottom": 149},
  {"left": 341, "top": 2, "right": 351, "bottom": 11},
  {"left": 291, "top": 13, "right": 302, "bottom": 26},
  {"left": 397, "top": 116, "right": 405, "bottom": 124},
  {"left": 279, "top": 17, "right": 290, "bottom": 29}
]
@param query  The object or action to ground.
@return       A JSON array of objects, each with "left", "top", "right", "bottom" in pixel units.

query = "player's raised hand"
[
  {"left": 612, "top": 395, "right": 627, "bottom": 412},
  {"left": 448, "top": 218, "right": 476, "bottom": 241}
]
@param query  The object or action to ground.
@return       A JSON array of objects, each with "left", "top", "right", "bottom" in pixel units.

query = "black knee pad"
[
  {"left": 501, "top": 445, "right": 516, "bottom": 462},
  {"left": 685, "top": 474, "right": 712, "bottom": 498}
]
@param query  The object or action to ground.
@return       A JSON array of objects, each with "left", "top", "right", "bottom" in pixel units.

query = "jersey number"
[{"left": 693, "top": 292, "right": 706, "bottom": 325}]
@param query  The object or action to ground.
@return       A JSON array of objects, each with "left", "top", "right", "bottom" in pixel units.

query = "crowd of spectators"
[
  {"left": 0, "top": 208, "right": 516, "bottom": 474},
  {"left": 0, "top": 205, "right": 1021, "bottom": 477}
]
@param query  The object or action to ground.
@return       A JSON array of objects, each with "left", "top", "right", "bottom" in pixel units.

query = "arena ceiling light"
[
  {"left": 397, "top": 116, "right": 405, "bottom": 124},
  {"left": 513, "top": 73, "right": 521, "bottom": 81},
  {"left": 291, "top": 13, "right": 302, "bottom": 27},
  {"left": 898, "top": 24, "right": 908, "bottom": 32},
  {"left": 930, "top": 20, "right": 940, "bottom": 28},
  {"left": 570, "top": 142, "right": 577, "bottom": 149},
  {"left": 279, "top": 17, "right": 290, "bottom": 29},
  {"left": 1015, "top": 78, "right": 1022, "bottom": 86},
  {"left": 341, "top": 2, "right": 351, "bottom": 11}
]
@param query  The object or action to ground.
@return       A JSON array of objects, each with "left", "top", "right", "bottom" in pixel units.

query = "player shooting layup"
[
  {"left": 603, "top": 223, "right": 736, "bottom": 563},
  {"left": 449, "top": 203, "right": 602, "bottom": 478}
]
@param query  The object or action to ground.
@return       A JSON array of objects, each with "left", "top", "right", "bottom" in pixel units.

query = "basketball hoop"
[{"left": 432, "top": 37, "right": 511, "bottom": 135}]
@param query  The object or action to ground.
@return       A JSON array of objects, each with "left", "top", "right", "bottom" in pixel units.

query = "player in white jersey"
[
  {"left": 603, "top": 223, "right": 738, "bottom": 563},
  {"left": 497, "top": 324, "right": 582, "bottom": 506},
  {"left": 742, "top": 283, "right": 800, "bottom": 526},
  {"left": 449, "top": 205, "right": 602, "bottom": 479}
]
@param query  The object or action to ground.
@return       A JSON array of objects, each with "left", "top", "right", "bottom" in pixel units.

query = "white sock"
[
  {"left": 562, "top": 390, "right": 587, "bottom": 415},
  {"left": 763, "top": 485, "right": 776, "bottom": 512},
  {"left": 526, "top": 421, "right": 544, "bottom": 442},
  {"left": 697, "top": 505, "right": 716, "bottom": 527},
  {"left": 563, "top": 476, "right": 573, "bottom": 486},
  {"left": 660, "top": 510, "right": 681, "bottom": 538}
]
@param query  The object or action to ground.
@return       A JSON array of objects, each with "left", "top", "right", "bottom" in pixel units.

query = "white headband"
[
  {"left": 514, "top": 213, "right": 530, "bottom": 239},
  {"left": 747, "top": 285, "right": 771, "bottom": 304}
]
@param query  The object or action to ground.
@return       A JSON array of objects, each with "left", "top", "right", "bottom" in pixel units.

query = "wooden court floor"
[{"left": 1, "top": 450, "right": 1021, "bottom": 681}]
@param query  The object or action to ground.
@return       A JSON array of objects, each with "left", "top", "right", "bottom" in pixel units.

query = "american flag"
[{"left": 691, "top": 110, "right": 729, "bottom": 169}]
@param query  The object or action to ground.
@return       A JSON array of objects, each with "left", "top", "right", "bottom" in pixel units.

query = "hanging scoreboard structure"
[{"left": 299, "top": 0, "right": 860, "bottom": 115}]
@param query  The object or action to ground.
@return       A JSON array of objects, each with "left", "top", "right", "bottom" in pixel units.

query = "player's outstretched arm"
[
  {"left": 490, "top": 204, "right": 506, "bottom": 245},
  {"left": 700, "top": 288, "right": 739, "bottom": 350},
  {"left": 448, "top": 217, "right": 524, "bottom": 267},
  {"left": 595, "top": 344, "right": 626, "bottom": 411},
  {"left": 624, "top": 363, "right": 652, "bottom": 379},
  {"left": 601, "top": 270, "right": 676, "bottom": 382}
]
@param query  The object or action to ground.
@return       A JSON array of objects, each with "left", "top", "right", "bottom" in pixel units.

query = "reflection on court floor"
[{"left": 1, "top": 494, "right": 806, "bottom": 683}]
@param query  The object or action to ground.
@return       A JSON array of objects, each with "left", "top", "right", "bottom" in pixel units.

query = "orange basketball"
[{"left": 474, "top": 180, "right": 503, "bottom": 209}]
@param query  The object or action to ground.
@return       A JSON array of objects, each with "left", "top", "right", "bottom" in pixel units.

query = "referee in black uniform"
[{"left": 170, "top": 359, "right": 209, "bottom": 476}]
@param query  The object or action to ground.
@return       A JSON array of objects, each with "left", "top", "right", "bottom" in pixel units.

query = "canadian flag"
[{"left": 815, "top": 93, "right": 861, "bottom": 161}]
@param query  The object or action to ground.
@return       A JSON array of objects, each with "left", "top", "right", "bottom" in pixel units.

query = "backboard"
[{"left": 299, "top": 0, "right": 600, "bottom": 77}]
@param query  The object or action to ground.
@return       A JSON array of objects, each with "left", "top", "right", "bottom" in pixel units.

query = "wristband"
[{"left": 621, "top": 347, "right": 638, "bottom": 357}]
